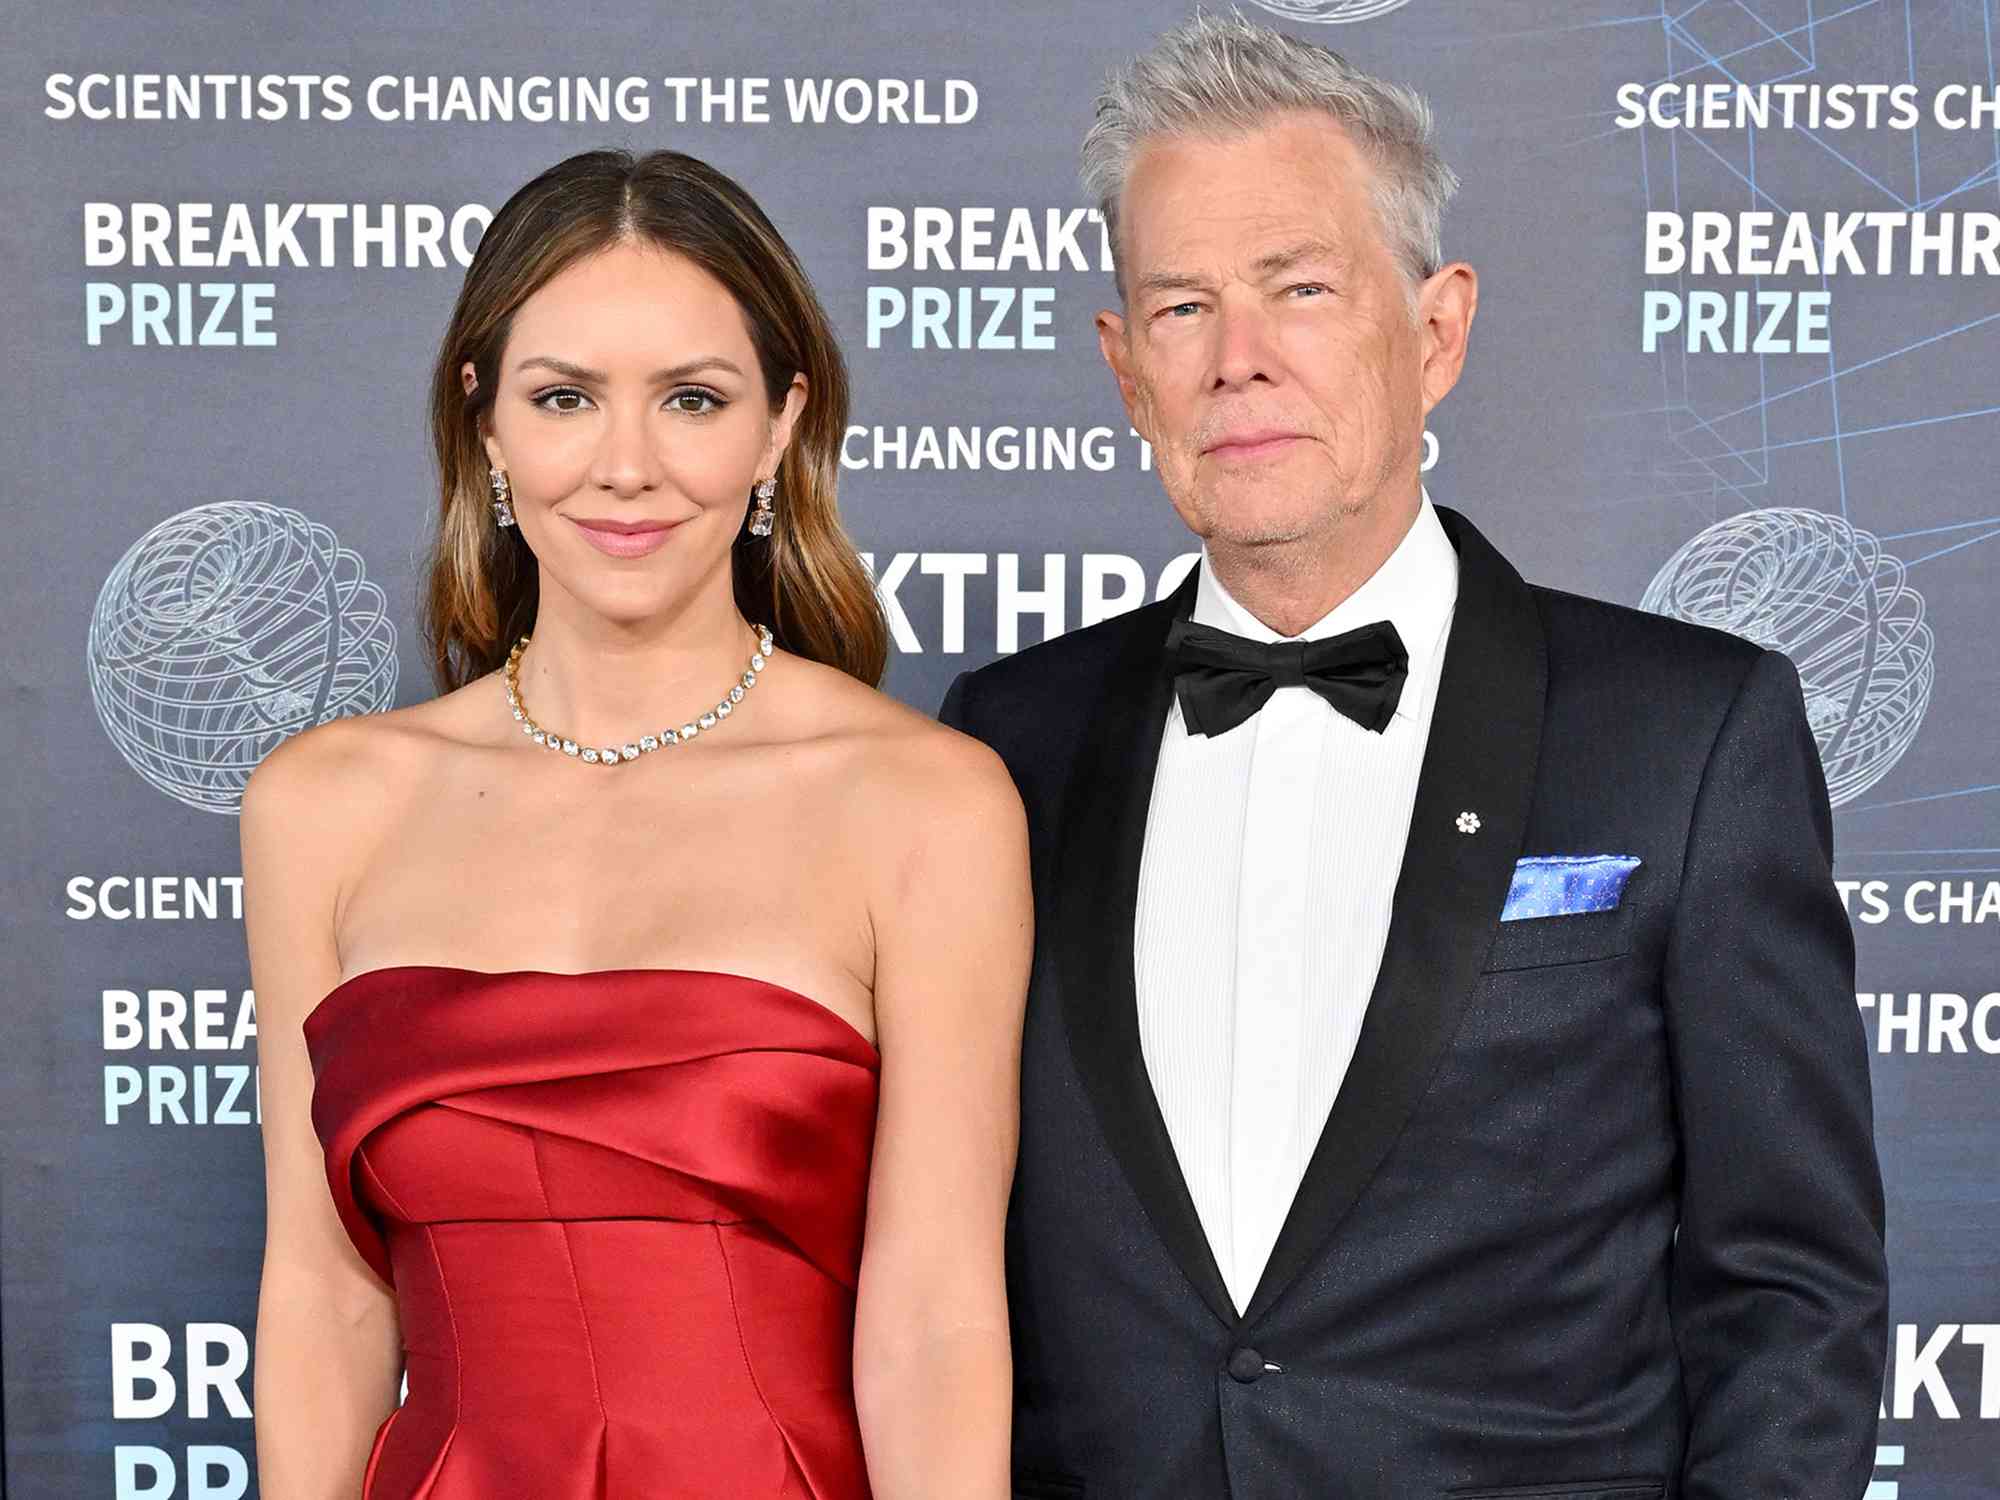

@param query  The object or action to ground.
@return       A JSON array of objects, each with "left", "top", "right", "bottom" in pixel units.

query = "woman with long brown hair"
[{"left": 243, "top": 149, "right": 1027, "bottom": 1499}]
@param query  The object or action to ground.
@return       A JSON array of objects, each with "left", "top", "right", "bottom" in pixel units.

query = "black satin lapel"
[
  {"left": 1241, "top": 505, "right": 1549, "bottom": 1326},
  {"left": 1055, "top": 565, "right": 1239, "bottom": 1332}
]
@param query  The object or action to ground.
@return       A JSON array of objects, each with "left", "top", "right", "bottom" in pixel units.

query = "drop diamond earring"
[
  {"left": 490, "top": 468, "right": 515, "bottom": 528},
  {"left": 748, "top": 477, "right": 776, "bottom": 538}
]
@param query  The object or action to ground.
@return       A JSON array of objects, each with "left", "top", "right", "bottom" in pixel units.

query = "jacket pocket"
[
  {"left": 1480, "top": 903, "right": 1634, "bottom": 972},
  {"left": 1446, "top": 1481, "right": 1662, "bottom": 1499}
]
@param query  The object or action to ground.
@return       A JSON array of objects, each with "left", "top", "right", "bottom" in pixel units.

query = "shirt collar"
[{"left": 1191, "top": 485, "right": 1460, "bottom": 721}]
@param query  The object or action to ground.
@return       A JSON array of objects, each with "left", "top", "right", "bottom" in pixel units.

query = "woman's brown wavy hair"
[{"left": 422, "top": 148, "right": 887, "bottom": 691}]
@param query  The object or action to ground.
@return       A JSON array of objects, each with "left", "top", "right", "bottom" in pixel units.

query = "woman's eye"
[
  {"left": 670, "top": 389, "right": 723, "bottom": 415},
  {"left": 529, "top": 387, "right": 724, "bottom": 416},
  {"left": 532, "top": 387, "right": 592, "bottom": 414}
]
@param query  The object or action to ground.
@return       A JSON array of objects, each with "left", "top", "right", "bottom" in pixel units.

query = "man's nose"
[{"left": 1210, "top": 298, "right": 1278, "bottom": 389}]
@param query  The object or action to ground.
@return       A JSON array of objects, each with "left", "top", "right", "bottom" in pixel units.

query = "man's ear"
[
  {"left": 461, "top": 359, "right": 506, "bottom": 471},
  {"left": 1095, "top": 308, "right": 1148, "bottom": 443},
  {"left": 1415, "top": 263, "right": 1478, "bottom": 420}
]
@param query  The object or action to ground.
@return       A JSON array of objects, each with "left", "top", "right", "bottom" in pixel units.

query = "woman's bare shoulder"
[
  {"left": 785, "top": 668, "right": 1031, "bottom": 1019},
  {"left": 240, "top": 679, "right": 500, "bottom": 865},
  {"left": 770, "top": 661, "right": 1024, "bottom": 890},
  {"left": 778, "top": 655, "right": 1016, "bottom": 803}
]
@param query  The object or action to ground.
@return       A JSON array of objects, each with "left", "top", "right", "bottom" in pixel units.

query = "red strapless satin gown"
[{"left": 304, "top": 965, "right": 880, "bottom": 1499}]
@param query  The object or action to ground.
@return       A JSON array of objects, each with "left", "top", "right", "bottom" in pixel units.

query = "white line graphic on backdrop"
[
  {"left": 1246, "top": 0, "right": 1414, "bottom": 23},
  {"left": 87, "top": 501, "right": 397, "bottom": 815},
  {"left": 1866, "top": 1442, "right": 1904, "bottom": 1498},
  {"left": 1640, "top": 508, "right": 1934, "bottom": 808}
]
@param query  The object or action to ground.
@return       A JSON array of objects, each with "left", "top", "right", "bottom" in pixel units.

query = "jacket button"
[{"left": 1226, "top": 1348, "right": 1266, "bottom": 1383}]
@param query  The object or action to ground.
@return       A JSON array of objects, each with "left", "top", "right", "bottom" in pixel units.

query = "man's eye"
[
  {"left": 1161, "top": 302, "right": 1201, "bottom": 318},
  {"left": 1288, "top": 283, "right": 1328, "bottom": 298}
]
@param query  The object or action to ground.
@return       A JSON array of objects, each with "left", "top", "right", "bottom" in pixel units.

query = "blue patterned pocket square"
[{"left": 1500, "top": 854, "right": 1642, "bottom": 922}]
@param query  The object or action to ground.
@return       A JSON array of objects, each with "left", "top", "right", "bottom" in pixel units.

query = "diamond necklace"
[{"left": 503, "top": 625, "right": 774, "bottom": 767}]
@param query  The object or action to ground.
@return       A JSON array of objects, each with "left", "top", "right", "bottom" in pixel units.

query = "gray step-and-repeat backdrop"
[{"left": 4, "top": 0, "right": 1995, "bottom": 1494}]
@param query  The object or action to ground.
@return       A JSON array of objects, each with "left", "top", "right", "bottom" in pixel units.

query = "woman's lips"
[{"left": 567, "top": 516, "right": 680, "bottom": 558}]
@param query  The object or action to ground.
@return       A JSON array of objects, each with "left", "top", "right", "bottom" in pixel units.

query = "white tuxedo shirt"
[{"left": 1133, "top": 488, "right": 1461, "bottom": 1313}]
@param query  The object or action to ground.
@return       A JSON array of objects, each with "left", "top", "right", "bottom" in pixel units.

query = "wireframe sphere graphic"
[
  {"left": 88, "top": 501, "right": 399, "bottom": 814},
  {"left": 1640, "top": 508, "right": 1934, "bottom": 807},
  {"left": 1246, "top": 0, "right": 1413, "bottom": 21}
]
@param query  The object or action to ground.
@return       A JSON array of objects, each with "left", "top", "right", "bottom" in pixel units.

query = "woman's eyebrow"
[{"left": 513, "top": 355, "right": 746, "bottom": 382}]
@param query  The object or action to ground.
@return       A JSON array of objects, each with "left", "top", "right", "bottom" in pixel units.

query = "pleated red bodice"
[{"left": 303, "top": 965, "right": 881, "bottom": 1499}]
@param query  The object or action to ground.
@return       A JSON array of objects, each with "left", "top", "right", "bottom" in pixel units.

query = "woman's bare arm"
[
  {"left": 243, "top": 721, "right": 404, "bottom": 1498},
  {"left": 851, "top": 725, "right": 1031, "bottom": 1500}
]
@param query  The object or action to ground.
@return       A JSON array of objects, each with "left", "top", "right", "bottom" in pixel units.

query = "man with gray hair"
[{"left": 941, "top": 10, "right": 1887, "bottom": 1498}]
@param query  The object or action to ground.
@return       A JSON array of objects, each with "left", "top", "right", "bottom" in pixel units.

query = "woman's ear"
[
  {"left": 762, "top": 373, "right": 808, "bottom": 477},
  {"left": 461, "top": 359, "right": 506, "bottom": 471}
]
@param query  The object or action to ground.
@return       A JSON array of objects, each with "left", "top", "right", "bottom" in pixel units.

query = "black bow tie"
[{"left": 1165, "top": 616, "right": 1410, "bottom": 738}]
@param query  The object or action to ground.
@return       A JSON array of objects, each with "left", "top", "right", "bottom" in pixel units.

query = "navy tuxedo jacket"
[{"left": 940, "top": 504, "right": 1888, "bottom": 1500}]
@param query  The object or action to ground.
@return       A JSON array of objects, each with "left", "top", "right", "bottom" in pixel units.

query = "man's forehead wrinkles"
[
  {"left": 1130, "top": 230, "right": 1353, "bottom": 291},
  {"left": 1250, "top": 237, "right": 1351, "bottom": 274},
  {"left": 1133, "top": 196, "right": 1345, "bottom": 250}
]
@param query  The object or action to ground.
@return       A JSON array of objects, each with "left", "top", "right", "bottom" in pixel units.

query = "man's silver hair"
[{"left": 1081, "top": 9, "right": 1460, "bottom": 308}]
